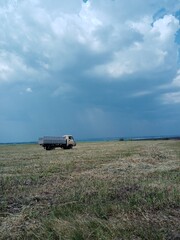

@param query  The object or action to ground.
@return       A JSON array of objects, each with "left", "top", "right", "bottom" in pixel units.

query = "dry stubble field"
[{"left": 0, "top": 140, "right": 180, "bottom": 239}]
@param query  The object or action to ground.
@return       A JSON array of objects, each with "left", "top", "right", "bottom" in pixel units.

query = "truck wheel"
[{"left": 46, "top": 146, "right": 52, "bottom": 150}]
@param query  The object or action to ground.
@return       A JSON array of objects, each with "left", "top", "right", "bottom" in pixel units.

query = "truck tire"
[{"left": 45, "top": 145, "right": 54, "bottom": 150}]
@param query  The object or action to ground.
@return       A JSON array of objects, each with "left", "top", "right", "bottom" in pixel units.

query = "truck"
[{"left": 38, "top": 135, "right": 76, "bottom": 150}]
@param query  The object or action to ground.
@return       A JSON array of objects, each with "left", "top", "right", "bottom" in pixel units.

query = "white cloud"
[
  {"left": 93, "top": 14, "right": 179, "bottom": 79},
  {"left": 50, "top": 1, "right": 104, "bottom": 52},
  {"left": 151, "top": 15, "right": 179, "bottom": 42},
  {"left": 160, "top": 70, "right": 180, "bottom": 103},
  {"left": 172, "top": 70, "right": 180, "bottom": 87},
  {"left": 52, "top": 83, "right": 75, "bottom": 97},
  {"left": 26, "top": 87, "right": 32, "bottom": 93},
  {"left": 131, "top": 91, "right": 152, "bottom": 98},
  {"left": 0, "top": 62, "right": 13, "bottom": 81},
  {"left": 0, "top": 52, "right": 39, "bottom": 82},
  {"left": 0, "top": 1, "right": 179, "bottom": 84},
  {"left": 161, "top": 92, "right": 180, "bottom": 104}
]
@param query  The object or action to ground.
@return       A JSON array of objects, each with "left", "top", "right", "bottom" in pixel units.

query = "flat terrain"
[{"left": 0, "top": 140, "right": 180, "bottom": 240}]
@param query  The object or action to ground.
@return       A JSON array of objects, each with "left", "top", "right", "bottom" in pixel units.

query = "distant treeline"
[
  {"left": 0, "top": 136, "right": 180, "bottom": 145},
  {"left": 0, "top": 142, "right": 36, "bottom": 145},
  {"left": 119, "top": 136, "right": 180, "bottom": 141}
]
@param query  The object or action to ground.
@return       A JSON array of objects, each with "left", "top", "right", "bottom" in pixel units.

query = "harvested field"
[{"left": 0, "top": 140, "right": 180, "bottom": 239}]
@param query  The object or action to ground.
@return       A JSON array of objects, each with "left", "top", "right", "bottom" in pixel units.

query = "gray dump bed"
[{"left": 38, "top": 136, "right": 66, "bottom": 145}]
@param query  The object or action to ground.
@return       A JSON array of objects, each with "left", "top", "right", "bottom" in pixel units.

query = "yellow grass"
[{"left": 0, "top": 140, "right": 180, "bottom": 239}]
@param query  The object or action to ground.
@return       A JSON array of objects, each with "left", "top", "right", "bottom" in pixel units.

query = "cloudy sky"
[{"left": 0, "top": 0, "right": 180, "bottom": 142}]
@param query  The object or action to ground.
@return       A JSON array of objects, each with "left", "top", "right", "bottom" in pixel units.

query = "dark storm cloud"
[{"left": 0, "top": 0, "right": 179, "bottom": 142}]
